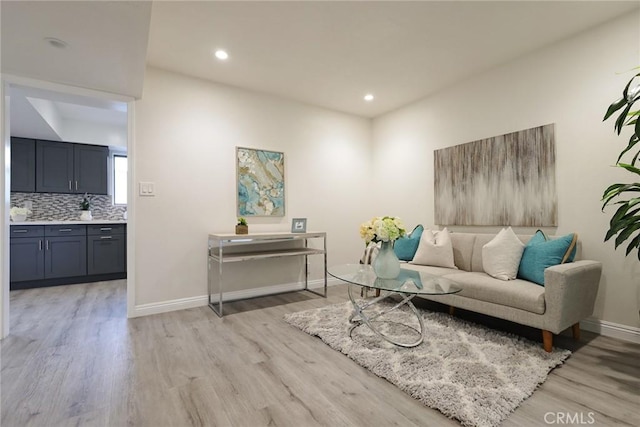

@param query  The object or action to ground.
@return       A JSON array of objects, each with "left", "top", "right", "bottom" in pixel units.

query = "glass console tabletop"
[{"left": 328, "top": 264, "right": 462, "bottom": 348}]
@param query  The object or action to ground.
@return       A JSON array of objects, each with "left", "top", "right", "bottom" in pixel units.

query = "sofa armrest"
[{"left": 542, "top": 260, "right": 602, "bottom": 333}]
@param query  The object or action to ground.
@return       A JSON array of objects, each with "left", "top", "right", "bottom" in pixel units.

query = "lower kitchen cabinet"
[
  {"left": 45, "top": 236, "right": 87, "bottom": 279},
  {"left": 88, "top": 235, "right": 126, "bottom": 275},
  {"left": 10, "top": 237, "right": 45, "bottom": 282},
  {"left": 10, "top": 223, "right": 126, "bottom": 289}
]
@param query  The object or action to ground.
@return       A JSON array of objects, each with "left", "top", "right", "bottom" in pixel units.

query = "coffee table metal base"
[{"left": 347, "top": 284, "right": 425, "bottom": 348}]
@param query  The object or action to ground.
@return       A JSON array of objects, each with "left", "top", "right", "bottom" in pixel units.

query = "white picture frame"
[{"left": 291, "top": 218, "right": 307, "bottom": 233}]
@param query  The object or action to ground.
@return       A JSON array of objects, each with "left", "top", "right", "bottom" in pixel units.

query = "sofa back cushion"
[
  {"left": 445, "top": 231, "right": 580, "bottom": 273},
  {"left": 449, "top": 233, "right": 476, "bottom": 271}
]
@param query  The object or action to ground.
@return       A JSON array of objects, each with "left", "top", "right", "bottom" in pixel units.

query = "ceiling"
[
  {"left": 146, "top": 1, "right": 640, "bottom": 117},
  {"left": 1, "top": 1, "right": 639, "bottom": 122}
]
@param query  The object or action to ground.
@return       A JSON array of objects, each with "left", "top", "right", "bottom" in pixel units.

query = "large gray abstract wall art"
[{"left": 434, "top": 124, "right": 557, "bottom": 226}]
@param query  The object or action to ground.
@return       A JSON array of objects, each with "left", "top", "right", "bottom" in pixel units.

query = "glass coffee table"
[{"left": 329, "top": 264, "right": 462, "bottom": 348}]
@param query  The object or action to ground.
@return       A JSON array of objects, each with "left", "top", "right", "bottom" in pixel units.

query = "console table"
[{"left": 207, "top": 231, "right": 327, "bottom": 316}]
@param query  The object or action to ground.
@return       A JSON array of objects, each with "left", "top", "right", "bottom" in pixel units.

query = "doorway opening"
[{"left": 1, "top": 80, "right": 133, "bottom": 337}]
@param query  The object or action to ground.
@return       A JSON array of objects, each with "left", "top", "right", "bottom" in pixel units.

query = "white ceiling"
[
  {"left": 146, "top": 1, "right": 640, "bottom": 118},
  {"left": 1, "top": 0, "right": 151, "bottom": 98},
  {"left": 1, "top": 1, "right": 639, "bottom": 122}
]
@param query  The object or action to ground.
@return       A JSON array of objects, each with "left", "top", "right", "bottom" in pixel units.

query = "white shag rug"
[{"left": 284, "top": 300, "right": 571, "bottom": 427}]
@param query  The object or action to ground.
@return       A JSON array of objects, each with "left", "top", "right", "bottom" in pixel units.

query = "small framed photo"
[{"left": 291, "top": 218, "right": 307, "bottom": 233}]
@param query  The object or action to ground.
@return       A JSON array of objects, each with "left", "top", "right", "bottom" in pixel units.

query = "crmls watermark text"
[{"left": 544, "top": 412, "right": 596, "bottom": 425}]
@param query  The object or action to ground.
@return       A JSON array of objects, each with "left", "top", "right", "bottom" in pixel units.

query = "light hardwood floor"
[{"left": 1, "top": 280, "right": 639, "bottom": 426}]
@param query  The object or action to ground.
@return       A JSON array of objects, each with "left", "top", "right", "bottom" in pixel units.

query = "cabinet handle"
[
  {"left": 12, "top": 230, "right": 28, "bottom": 233},
  {"left": 59, "top": 228, "right": 72, "bottom": 232},
  {"left": 69, "top": 180, "right": 72, "bottom": 190},
  {"left": 39, "top": 240, "right": 42, "bottom": 251},
  {"left": 46, "top": 240, "right": 49, "bottom": 251},
  {"left": 75, "top": 181, "right": 78, "bottom": 190},
  {"left": 100, "top": 236, "right": 112, "bottom": 240},
  {"left": 100, "top": 227, "right": 112, "bottom": 231}
]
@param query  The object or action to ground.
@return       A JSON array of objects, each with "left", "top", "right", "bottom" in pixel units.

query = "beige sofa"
[{"left": 402, "top": 232, "right": 602, "bottom": 352}]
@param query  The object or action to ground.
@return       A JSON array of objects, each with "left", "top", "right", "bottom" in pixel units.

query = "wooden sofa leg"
[
  {"left": 449, "top": 306, "right": 455, "bottom": 316},
  {"left": 542, "top": 330, "right": 553, "bottom": 352},
  {"left": 572, "top": 323, "right": 581, "bottom": 341}
]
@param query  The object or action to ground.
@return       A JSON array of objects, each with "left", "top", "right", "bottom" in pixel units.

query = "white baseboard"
[
  {"left": 581, "top": 317, "right": 640, "bottom": 344},
  {"left": 131, "top": 294, "right": 208, "bottom": 318},
  {"left": 130, "top": 278, "right": 340, "bottom": 318}
]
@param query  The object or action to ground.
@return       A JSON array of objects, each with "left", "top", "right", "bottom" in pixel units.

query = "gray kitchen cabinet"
[
  {"left": 87, "top": 224, "right": 126, "bottom": 275},
  {"left": 75, "top": 144, "right": 109, "bottom": 194},
  {"left": 36, "top": 140, "right": 74, "bottom": 193},
  {"left": 10, "top": 137, "right": 36, "bottom": 192},
  {"left": 44, "top": 236, "right": 87, "bottom": 279},
  {"left": 10, "top": 236, "right": 45, "bottom": 282},
  {"left": 11, "top": 224, "right": 125, "bottom": 289},
  {"left": 43, "top": 225, "right": 87, "bottom": 279},
  {"left": 35, "top": 140, "right": 108, "bottom": 194}
]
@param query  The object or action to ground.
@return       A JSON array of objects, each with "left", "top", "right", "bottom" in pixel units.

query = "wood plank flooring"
[{"left": 1, "top": 280, "right": 639, "bottom": 426}]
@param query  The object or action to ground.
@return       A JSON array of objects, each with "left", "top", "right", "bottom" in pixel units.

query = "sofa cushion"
[
  {"left": 394, "top": 224, "right": 424, "bottom": 261},
  {"left": 402, "top": 263, "right": 460, "bottom": 277},
  {"left": 450, "top": 233, "right": 476, "bottom": 272},
  {"left": 411, "top": 228, "right": 457, "bottom": 269},
  {"left": 482, "top": 227, "right": 525, "bottom": 280},
  {"left": 442, "top": 272, "right": 546, "bottom": 314},
  {"left": 518, "top": 230, "right": 578, "bottom": 285}
]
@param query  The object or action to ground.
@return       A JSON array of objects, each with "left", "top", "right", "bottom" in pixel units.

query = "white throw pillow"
[
  {"left": 410, "top": 228, "right": 457, "bottom": 269},
  {"left": 482, "top": 227, "right": 525, "bottom": 280}
]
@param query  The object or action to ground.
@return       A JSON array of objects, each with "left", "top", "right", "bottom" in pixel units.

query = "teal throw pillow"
[
  {"left": 517, "top": 230, "right": 578, "bottom": 286},
  {"left": 394, "top": 224, "right": 424, "bottom": 261}
]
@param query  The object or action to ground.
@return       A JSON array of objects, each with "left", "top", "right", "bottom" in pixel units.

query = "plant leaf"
[
  {"left": 615, "top": 103, "right": 634, "bottom": 134},
  {"left": 604, "top": 97, "right": 626, "bottom": 121},
  {"left": 625, "top": 233, "right": 640, "bottom": 256},
  {"left": 617, "top": 163, "right": 640, "bottom": 176},
  {"left": 617, "top": 134, "right": 639, "bottom": 163}
]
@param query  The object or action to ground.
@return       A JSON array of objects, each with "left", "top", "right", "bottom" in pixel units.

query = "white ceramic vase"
[{"left": 80, "top": 210, "right": 93, "bottom": 221}]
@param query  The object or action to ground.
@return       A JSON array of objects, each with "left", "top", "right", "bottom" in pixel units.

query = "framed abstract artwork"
[
  {"left": 434, "top": 124, "right": 557, "bottom": 226},
  {"left": 236, "top": 147, "right": 285, "bottom": 216}
]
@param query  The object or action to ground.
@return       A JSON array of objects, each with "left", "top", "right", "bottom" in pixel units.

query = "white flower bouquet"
[
  {"left": 359, "top": 216, "right": 406, "bottom": 243},
  {"left": 10, "top": 206, "right": 31, "bottom": 221}
]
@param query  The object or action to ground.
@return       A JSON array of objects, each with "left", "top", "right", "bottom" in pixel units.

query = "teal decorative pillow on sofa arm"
[
  {"left": 517, "top": 230, "right": 578, "bottom": 286},
  {"left": 394, "top": 224, "right": 424, "bottom": 261}
]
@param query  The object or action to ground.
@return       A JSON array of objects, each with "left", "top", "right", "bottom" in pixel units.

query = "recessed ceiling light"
[
  {"left": 44, "top": 37, "right": 68, "bottom": 49},
  {"left": 364, "top": 94, "right": 374, "bottom": 102},
  {"left": 214, "top": 49, "right": 229, "bottom": 60}
]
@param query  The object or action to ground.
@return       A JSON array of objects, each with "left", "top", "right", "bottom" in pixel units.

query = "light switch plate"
[{"left": 139, "top": 182, "right": 156, "bottom": 196}]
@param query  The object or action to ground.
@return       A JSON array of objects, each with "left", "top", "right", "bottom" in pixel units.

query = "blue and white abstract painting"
[{"left": 237, "top": 147, "right": 285, "bottom": 216}]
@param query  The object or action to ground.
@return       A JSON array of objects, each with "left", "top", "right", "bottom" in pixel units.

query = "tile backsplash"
[{"left": 11, "top": 192, "right": 127, "bottom": 221}]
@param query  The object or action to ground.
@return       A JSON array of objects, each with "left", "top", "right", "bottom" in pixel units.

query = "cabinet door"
[
  {"left": 87, "top": 234, "right": 126, "bottom": 275},
  {"left": 36, "top": 140, "right": 74, "bottom": 193},
  {"left": 10, "top": 237, "right": 45, "bottom": 282},
  {"left": 11, "top": 137, "right": 36, "bottom": 192},
  {"left": 74, "top": 144, "right": 108, "bottom": 194},
  {"left": 45, "top": 236, "right": 87, "bottom": 279}
]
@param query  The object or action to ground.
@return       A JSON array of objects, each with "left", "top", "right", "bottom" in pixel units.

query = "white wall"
[
  {"left": 372, "top": 12, "right": 640, "bottom": 329},
  {"left": 133, "top": 67, "right": 372, "bottom": 306}
]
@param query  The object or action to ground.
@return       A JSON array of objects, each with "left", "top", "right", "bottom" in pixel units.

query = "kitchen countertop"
[{"left": 10, "top": 220, "right": 127, "bottom": 226}]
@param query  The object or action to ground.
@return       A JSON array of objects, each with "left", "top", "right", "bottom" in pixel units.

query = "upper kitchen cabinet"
[
  {"left": 75, "top": 144, "right": 108, "bottom": 194},
  {"left": 35, "top": 140, "right": 108, "bottom": 194},
  {"left": 36, "top": 140, "right": 74, "bottom": 193},
  {"left": 10, "top": 137, "right": 36, "bottom": 192}
]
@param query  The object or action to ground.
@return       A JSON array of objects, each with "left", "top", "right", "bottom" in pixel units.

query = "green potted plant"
[
  {"left": 602, "top": 68, "right": 640, "bottom": 259},
  {"left": 236, "top": 217, "right": 248, "bottom": 234},
  {"left": 79, "top": 193, "right": 93, "bottom": 221}
]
